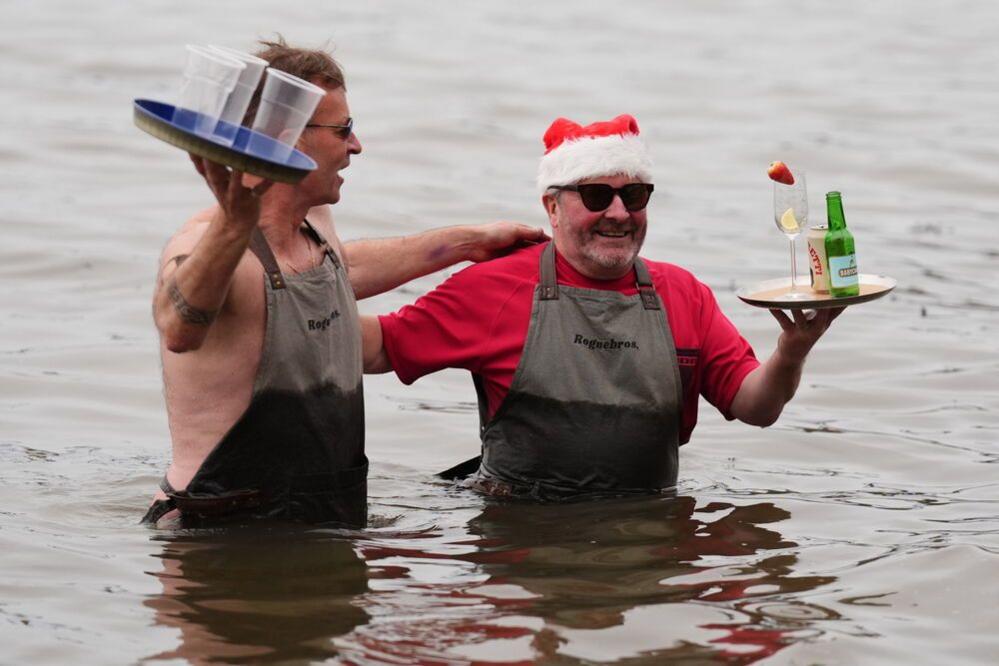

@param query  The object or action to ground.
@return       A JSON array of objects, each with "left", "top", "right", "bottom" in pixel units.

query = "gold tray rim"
[{"left": 736, "top": 274, "right": 897, "bottom": 309}]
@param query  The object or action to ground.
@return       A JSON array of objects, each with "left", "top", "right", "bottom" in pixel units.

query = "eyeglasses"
[
  {"left": 550, "top": 183, "right": 654, "bottom": 212},
  {"left": 305, "top": 117, "right": 354, "bottom": 139}
]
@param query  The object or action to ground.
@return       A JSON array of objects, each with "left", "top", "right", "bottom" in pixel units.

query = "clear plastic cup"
[
  {"left": 173, "top": 45, "right": 245, "bottom": 144},
  {"left": 248, "top": 68, "right": 326, "bottom": 161},
  {"left": 208, "top": 45, "right": 267, "bottom": 144}
]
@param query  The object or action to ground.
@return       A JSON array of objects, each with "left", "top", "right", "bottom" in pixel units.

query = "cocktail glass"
[{"left": 773, "top": 171, "right": 809, "bottom": 300}]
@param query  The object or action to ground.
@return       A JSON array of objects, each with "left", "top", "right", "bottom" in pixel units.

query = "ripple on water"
[{"left": 3, "top": 1, "right": 999, "bottom": 663}]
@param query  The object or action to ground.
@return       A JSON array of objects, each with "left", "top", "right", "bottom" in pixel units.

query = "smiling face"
[
  {"left": 295, "top": 86, "right": 362, "bottom": 206},
  {"left": 544, "top": 174, "right": 650, "bottom": 280}
]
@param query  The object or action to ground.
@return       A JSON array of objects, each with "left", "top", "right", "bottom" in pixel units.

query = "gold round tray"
[{"left": 737, "top": 274, "right": 896, "bottom": 310}]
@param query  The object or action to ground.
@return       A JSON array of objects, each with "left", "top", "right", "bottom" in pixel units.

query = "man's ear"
[{"left": 542, "top": 193, "right": 559, "bottom": 228}]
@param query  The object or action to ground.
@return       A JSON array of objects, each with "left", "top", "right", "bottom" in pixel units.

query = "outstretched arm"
[
  {"left": 153, "top": 157, "right": 271, "bottom": 353},
  {"left": 343, "top": 223, "right": 547, "bottom": 299},
  {"left": 729, "top": 307, "right": 844, "bottom": 426}
]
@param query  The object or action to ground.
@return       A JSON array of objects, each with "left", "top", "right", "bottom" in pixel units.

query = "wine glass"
[{"left": 773, "top": 171, "right": 809, "bottom": 300}]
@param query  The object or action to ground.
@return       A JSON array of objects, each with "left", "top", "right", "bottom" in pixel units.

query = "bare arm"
[
  {"left": 729, "top": 307, "right": 844, "bottom": 426},
  {"left": 361, "top": 315, "right": 392, "bottom": 374},
  {"left": 153, "top": 157, "right": 271, "bottom": 352},
  {"left": 344, "top": 223, "right": 548, "bottom": 299}
]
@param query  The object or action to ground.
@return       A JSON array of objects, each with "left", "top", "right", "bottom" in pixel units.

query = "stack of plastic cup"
[
  {"left": 208, "top": 45, "right": 267, "bottom": 145},
  {"left": 248, "top": 68, "right": 326, "bottom": 161},
  {"left": 173, "top": 45, "right": 245, "bottom": 144}
]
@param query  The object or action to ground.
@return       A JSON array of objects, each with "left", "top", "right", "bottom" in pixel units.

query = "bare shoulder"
[
  {"left": 154, "top": 206, "right": 265, "bottom": 319},
  {"left": 155, "top": 205, "right": 261, "bottom": 299},
  {"left": 158, "top": 206, "right": 216, "bottom": 270}
]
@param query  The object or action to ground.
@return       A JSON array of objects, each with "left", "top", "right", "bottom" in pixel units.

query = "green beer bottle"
[{"left": 824, "top": 191, "right": 859, "bottom": 297}]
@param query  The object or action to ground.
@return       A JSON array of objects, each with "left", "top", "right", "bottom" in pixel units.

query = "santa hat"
[{"left": 536, "top": 114, "right": 653, "bottom": 193}]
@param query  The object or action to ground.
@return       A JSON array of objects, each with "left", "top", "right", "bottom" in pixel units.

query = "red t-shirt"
[{"left": 378, "top": 243, "right": 759, "bottom": 444}]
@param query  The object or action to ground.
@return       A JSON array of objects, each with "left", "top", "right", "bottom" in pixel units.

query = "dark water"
[
  {"left": 140, "top": 493, "right": 840, "bottom": 663},
  {"left": 2, "top": 0, "right": 999, "bottom": 663}
]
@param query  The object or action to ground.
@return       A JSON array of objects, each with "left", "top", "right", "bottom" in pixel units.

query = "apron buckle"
[{"left": 639, "top": 287, "right": 660, "bottom": 310}]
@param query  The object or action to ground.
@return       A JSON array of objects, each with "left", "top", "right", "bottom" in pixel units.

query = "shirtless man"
[{"left": 142, "top": 39, "right": 544, "bottom": 527}]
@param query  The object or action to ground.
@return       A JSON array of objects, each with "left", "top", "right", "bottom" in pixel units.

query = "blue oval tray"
[{"left": 133, "top": 99, "right": 317, "bottom": 184}]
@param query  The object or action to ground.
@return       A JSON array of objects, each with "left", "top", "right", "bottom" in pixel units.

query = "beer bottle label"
[{"left": 828, "top": 254, "right": 858, "bottom": 288}]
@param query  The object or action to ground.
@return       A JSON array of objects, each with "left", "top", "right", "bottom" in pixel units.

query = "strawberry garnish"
[{"left": 767, "top": 161, "right": 795, "bottom": 185}]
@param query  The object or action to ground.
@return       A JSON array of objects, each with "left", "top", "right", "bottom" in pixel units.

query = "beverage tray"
[
  {"left": 737, "top": 274, "right": 896, "bottom": 310},
  {"left": 133, "top": 99, "right": 316, "bottom": 184}
]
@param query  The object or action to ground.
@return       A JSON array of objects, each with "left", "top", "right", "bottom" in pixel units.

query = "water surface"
[{"left": 2, "top": 1, "right": 998, "bottom": 663}]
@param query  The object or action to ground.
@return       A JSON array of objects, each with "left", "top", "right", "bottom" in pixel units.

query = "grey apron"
[
  {"left": 469, "top": 242, "right": 682, "bottom": 499},
  {"left": 143, "top": 220, "right": 367, "bottom": 527}
]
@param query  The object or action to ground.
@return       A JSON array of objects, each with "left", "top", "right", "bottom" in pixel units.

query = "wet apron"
[
  {"left": 142, "top": 221, "right": 367, "bottom": 526},
  {"left": 468, "top": 242, "right": 683, "bottom": 498}
]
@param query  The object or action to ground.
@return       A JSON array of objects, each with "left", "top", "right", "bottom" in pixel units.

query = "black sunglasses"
[
  {"left": 305, "top": 117, "right": 354, "bottom": 139},
  {"left": 550, "top": 183, "right": 654, "bottom": 212}
]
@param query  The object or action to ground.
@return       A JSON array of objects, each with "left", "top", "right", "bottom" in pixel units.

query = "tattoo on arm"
[
  {"left": 157, "top": 254, "right": 190, "bottom": 286},
  {"left": 166, "top": 278, "right": 217, "bottom": 326}
]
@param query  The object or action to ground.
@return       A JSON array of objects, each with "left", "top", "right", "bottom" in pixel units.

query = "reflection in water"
[
  {"left": 144, "top": 528, "right": 369, "bottom": 664},
  {"left": 137, "top": 496, "right": 839, "bottom": 664},
  {"left": 467, "top": 496, "right": 836, "bottom": 662},
  {"left": 347, "top": 494, "right": 839, "bottom": 664}
]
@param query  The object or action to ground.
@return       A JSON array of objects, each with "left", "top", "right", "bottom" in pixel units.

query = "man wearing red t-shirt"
[{"left": 364, "top": 114, "right": 842, "bottom": 498}]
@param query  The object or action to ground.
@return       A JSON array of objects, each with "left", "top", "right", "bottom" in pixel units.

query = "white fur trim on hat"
[{"left": 537, "top": 134, "right": 652, "bottom": 193}]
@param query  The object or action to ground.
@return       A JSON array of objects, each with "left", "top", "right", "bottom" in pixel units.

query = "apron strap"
[
  {"left": 139, "top": 475, "right": 179, "bottom": 525},
  {"left": 248, "top": 228, "right": 287, "bottom": 290},
  {"left": 539, "top": 242, "right": 559, "bottom": 300},
  {"left": 540, "top": 242, "right": 660, "bottom": 310},
  {"left": 471, "top": 373, "right": 492, "bottom": 435},
  {"left": 301, "top": 218, "right": 344, "bottom": 270},
  {"left": 160, "top": 475, "right": 177, "bottom": 495},
  {"left": 159, "top": 472, "right": 266, "bottom": 516},
  {"left": 249, "top": 219, "right": 343, "bottom": 288},
  {"left": 634, "top": 258, "right": 661, "bottom": 310}
]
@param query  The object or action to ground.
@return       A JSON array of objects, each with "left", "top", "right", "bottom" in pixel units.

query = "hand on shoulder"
[{"left": 465, "top": 222, "right": 549, "bottom": 263}]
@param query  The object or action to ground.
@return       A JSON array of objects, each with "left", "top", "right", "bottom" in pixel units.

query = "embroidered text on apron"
[
  {"left": 470, "top": 242, "right": 683, "bottom": 498},
  {"left": 143, "top": 221, "right": 367, "bottom": 526}
]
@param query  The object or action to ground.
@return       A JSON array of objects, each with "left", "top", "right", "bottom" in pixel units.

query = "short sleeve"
[
  {"left": 697, "top": 286, "right": 759, "bottom": 417},
  {"left": 378, "top": 266, "right": 501, "bottom": 385}
]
